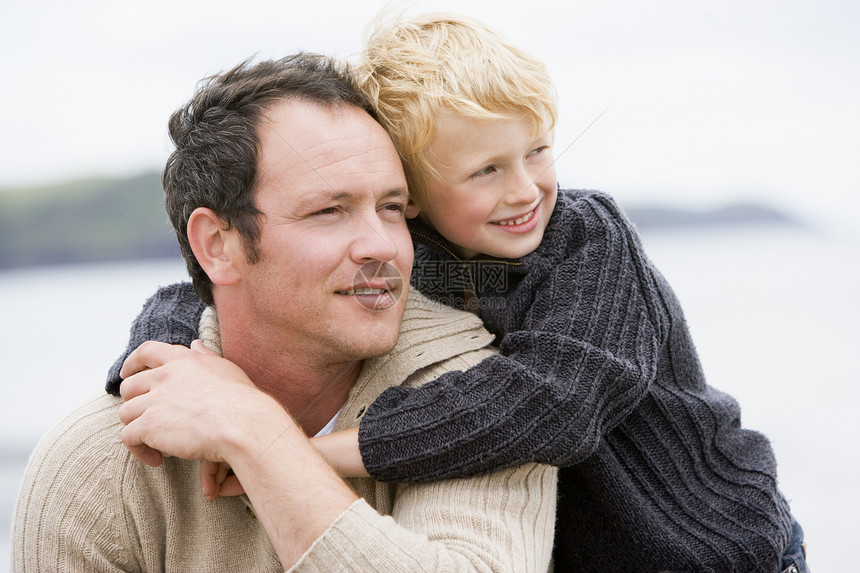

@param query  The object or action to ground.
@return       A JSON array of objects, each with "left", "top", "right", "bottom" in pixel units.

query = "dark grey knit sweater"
[{"left": 106, "top": 189, "right": 793, "bottom": 572}]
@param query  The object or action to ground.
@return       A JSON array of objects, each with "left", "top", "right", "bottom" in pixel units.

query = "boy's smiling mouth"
[
  {"left": 494, "top": 209, "right": 536, "bottom": 226},
  {"left": 491, "top": 198, "right": 544, "bottom": 228}
]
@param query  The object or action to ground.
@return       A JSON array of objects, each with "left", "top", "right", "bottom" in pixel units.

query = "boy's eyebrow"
[
  {"left": 460, "top": 131, "right": 555, "bottom": 167},
  {"left": 460, "top": 149, "right": 518, "bottom": 171}
]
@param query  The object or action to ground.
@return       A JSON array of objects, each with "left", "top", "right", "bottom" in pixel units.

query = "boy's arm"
[
  {"left": 312, "top": 427, "right": 368, "bottom": 477},
  {"left": 105, "top": 282, "right": 205, "bottom": 395},
  {"left": 359, "top": 192, "right": 664, "bottom": 482}
]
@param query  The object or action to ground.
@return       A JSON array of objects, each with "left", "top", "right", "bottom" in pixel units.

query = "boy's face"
[{"left": 410, "top": 111, "right": 557, "bottom": 260}]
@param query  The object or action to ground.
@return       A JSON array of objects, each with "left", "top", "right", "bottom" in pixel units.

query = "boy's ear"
[
  {"left": 187, "top": 207, "right": 242, "bottom": 287},
  {"left": 405, "top": 198, "right": 421, "bottom": 219}
]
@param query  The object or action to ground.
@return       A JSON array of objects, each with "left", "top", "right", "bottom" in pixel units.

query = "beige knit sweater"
[{"left": 12, "top": 291, "right": 557, "bottom": 572}]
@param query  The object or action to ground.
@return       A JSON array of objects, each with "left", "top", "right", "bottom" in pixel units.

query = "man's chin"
[
  {"left": 336, "top": 332, "right": 399, "bottom": 362},
  {"left": 363, "top": 338, "right": 399, "bottom": 359},
  {"left": 360, "top": 316, "right": 403, "bottom": 354},
  {"left": 331, "top": 286, "right": 407, "bottom": 358},
  {"left": 334, "top": 310, "right": 403, "bottom": 357}
]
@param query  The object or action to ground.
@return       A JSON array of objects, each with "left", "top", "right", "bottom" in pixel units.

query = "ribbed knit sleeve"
[
  {"left": 293, "top": 461, "right": 556, "bottom": 572},
  {"left": 359, "top": 191, "right": 664, "bottom": 482},
  {"left": 105, "top": 282, "right": 205, "bottom": 395}
]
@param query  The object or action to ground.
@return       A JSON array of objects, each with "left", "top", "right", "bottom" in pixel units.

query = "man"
[{"left": 11, "top": 54, "right": 557, "bottom": 571}]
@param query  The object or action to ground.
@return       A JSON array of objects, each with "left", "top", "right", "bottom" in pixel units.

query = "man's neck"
[{"left": 221, "top": 334, "right": 363, "bottom": 437}]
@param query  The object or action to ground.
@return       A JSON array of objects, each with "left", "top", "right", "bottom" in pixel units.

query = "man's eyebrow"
[
  {"left": 289, "top": 189, "right": 349, "bottom": 208},
  {"left": 379, "top": 188, "right": 409, "bottom": 200},
  {"left": 320, "top": 188, "right": 408, "bottom": 202},
  {"left": 293, "top": 187, "right": 407, "bottom": 209}
]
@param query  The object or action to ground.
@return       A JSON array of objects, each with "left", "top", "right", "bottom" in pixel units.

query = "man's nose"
[{"left": 351, "top": 214, "right": 401, "bottom": 262}]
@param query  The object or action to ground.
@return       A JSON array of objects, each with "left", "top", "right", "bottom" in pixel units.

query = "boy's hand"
[{"left": 200, "top": 460, "right": 246, "bottom": 500}]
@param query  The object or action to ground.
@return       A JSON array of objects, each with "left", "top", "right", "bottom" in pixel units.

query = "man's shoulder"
[
  {"left": 28, "top": 393, "right": 126, "bottom": 463},
  {"left": 20, "top": 393, "right": 201, "bottom": 493},
  {"left": 13, "top": 394, "right": 279, "bottom": 570},
  {"left": 17, "top": 394, "right": 131, "bottom": 501},
  {"left": 12, "top": 394, "right": 135, "bottom": 568}
]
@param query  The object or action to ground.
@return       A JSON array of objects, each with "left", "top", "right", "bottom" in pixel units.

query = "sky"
[{"left": 2, "top": 0, "right": 859, "bottom": 231}]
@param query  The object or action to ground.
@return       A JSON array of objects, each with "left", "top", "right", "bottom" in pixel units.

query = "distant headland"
[{"left": 0, "top": 172, "right": 803, "bottom": 270}]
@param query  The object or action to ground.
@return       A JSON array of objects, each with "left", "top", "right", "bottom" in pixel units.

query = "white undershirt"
[{"left": 313, "top": 408, "right": 342, "bottom": 437}]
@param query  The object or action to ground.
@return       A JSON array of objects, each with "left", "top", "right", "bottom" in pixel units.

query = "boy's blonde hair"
[{"left": 354, "top": 13, "right": 558, "bottom": 202}]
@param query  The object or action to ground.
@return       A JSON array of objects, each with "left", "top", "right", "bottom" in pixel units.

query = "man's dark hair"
[{"left": 163, "top": 53, "right": 378, "bottom": 305}]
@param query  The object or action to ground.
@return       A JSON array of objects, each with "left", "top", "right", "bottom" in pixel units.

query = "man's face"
[{"left": 227, "top": 100, "right": 413, "bottom": 363}]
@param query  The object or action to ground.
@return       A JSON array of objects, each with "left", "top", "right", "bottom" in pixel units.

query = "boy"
[{"left": 108, "top": 13, "right": 807, "bottom": 573}]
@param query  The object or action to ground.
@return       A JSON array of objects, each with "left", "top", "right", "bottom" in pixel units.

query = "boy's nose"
[{"left": 505, "top": 173, "right": 540, "bottom": 205}]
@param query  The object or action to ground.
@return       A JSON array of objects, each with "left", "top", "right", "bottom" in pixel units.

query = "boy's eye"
[
  {"left": 528, "top": 146, "right": 550, "bottom": 158},
  {"left": 473, "top": 165, "right": 497, "bottom": 178}
]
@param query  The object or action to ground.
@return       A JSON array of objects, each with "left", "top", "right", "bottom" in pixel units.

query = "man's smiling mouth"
[{"left": 336, "top": 287, "right": 388, "bottom": 296}]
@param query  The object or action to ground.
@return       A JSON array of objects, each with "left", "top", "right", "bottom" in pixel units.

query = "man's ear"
[
  {"left": 405, "top": 197, "right": 421, "bottom": 219},
  {"left": 187, "top": 207, "right": 242, "bottom": 287}
]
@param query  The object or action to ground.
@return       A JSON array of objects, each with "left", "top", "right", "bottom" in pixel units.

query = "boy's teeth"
[
  {"left": 497, "top": 210, "right": 534, "bottom": 226},
  {"left": 339, "top": 288, "right": 386, "bottom": 295}
]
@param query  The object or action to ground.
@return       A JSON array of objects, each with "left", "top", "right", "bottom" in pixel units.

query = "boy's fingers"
[
  {"left": 215, "top": 462, "right": 231, "bottom": 485},
  {"left": 218, "top": 475, "right": 246, "bottom": 497},
  {"left": 200, "top": 460, "right": 220, "bottom": 500},
  {"left": 200, "top": 461, "right": 242, "bottom": 499}
]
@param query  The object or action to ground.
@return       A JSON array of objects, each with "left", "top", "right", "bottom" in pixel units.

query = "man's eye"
[
  {"left": 312, "top": 207, "right": 339, "bottom": 216},
  {"left": 379, "top": 204, "right": 406, "bottom": 219}
]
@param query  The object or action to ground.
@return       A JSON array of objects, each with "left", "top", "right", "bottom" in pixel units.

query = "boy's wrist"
[{"left": 311, "top": 427, "right": 369, "bottom": 478}]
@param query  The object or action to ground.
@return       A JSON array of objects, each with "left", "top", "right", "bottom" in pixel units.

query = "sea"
[{"left": 1, "top": 224, "right": 858, "bottom": 571}]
